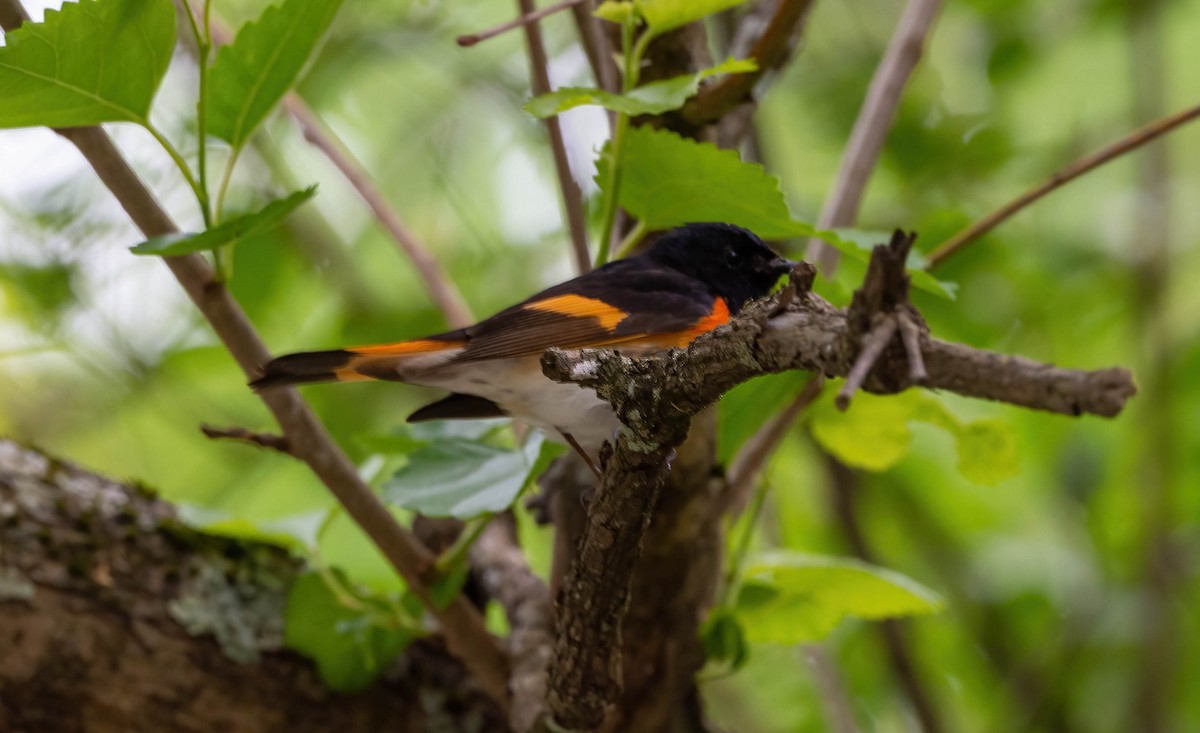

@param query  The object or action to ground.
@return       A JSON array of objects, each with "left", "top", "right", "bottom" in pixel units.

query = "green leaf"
[
  {"left": 718, "top": 372, "right": 810, "bottom": 463},
  {"left": 383, "top": 433, "right": 560, "bottom": 519},
  {"left": 176, "top": 504, "right": 326, "bottom": 551},
  {"left": 130, "top": 186, "right": 316, "bottom": 256},
  {"left": 600, "top": 126, "right": 814, "bottom": 239},
  {"left": 813, "top": 229, "right": 958, "bottom": 301},
  {"left": 207, "top": 0, "right": 343, "bottom": 148},
  {"left": 737, "top": 552, "right": 943, "bottom": 645},
  {"left": 594, "top": 0, "right": 637, "bottom": 24},
  {"left": 285, "top": 572, "right": 412, "bottom": 691},
  {"left": 0, "top": 0, "right": 175, "bottom": 128},
  {"left": 635, "top": 0, "right": 753, "bottom": 35},
  {"left": 525, "top": 58, "right": 756, "bottom": 118},
  {"left": 809, "top": 391, "right": 915, "bottom": 472},
  {"left": 700, "top": 608, "right": 749, "bottom": 670},
  {"left": 809, "top": 391, "right": 1020, "bottom": 483}
]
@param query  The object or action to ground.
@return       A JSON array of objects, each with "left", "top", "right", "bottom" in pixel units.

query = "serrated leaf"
[
  {"left": 525, "top": 58, "right": 756, "bottom": 118},
  {"left": 130, "top": 186, "right": 316, "bottom": 256},
  {"left": 635, "top": 0, "right": 752, "bottom": 35},
  {"left": 285, "top": 572, "right": 412, "bottom": 691},
  {"left": 594, "top": 0, "right": 636, "bottom": 23},
  {"left": 0, "top": 0, "right": 175, "bottom": 128},
  {"left": 207, "top": 0, "right": 343, "bottom": 148},
  {"left": 383, "top": 433, "right": 560, "bottom": 518},
  {"left": 737, "top": 552, "right": 943, "bottom": 645},
  {"left": 600, "top": 126, "right": 814, "bottom": 239}
]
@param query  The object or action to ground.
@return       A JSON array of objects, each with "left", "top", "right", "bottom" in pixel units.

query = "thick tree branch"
[
  {"left": 806, "top": 0, "right": 943, "bottom": 273},
  {"left": 537, "top": 238, "right": 1133, "bottom": 729}
]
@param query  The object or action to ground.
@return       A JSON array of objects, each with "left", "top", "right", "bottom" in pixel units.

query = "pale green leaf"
[
  {"left": 207, "top": 0, "right": 343, "bottom": 148},
  {"left": 176, "top": 504, "right": 325, "bottom": 551},
  {"left": 383, "top": 433, "right": 560, "bottom": 518},
  {"left": 130, "top": 186, "right": 316, "bottom": 256},
  {"left": 718, "top": 372, "right": 810, "bottom": 462},
  {"left": 600, "top": 126, "right": 814, "bottom": 238},
  {"left": 953, "top": 419, "right": 1020, "bottom": 485},
  {"left": 285, "top": 572, "right": 412, "bottom": 691},
  {"left": 635, "top": 0, "right": 753, "bottom": 35},
  {"left": 737, "top": 552, "right": 943, "bottom": 645},
  {"left": 593, "top": 0, "right": 637, "bottom": 23},
  {"left": 524, "top": 58, "right": 756, "bottom": 118},
  {"left": 809, "top": 391, "right": 915, "bottom": 472},
  {"left": 0, "top": 0, "right": 175, "bottom": 128}
]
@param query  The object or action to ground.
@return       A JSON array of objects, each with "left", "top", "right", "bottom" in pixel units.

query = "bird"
[{"left": 251, "top": 223, "right": 796, "bottom": 473}]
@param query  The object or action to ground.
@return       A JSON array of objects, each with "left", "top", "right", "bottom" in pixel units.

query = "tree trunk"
[{"left": 0, "top": 439, "right": 504, "bottom": 733}]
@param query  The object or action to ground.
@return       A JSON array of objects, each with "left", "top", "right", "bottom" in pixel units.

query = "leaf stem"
[
  {"left": 718, "top": 477, "right": 770, "bottom": 610},
  {"left": 594, "top": 19, "right": 651, "bottom": 266},
  {"left": 614, "top": 219, "right": 647, "bottom": 258},
  {"left": 144, "top": 122, "right": 208, "bottom": 224},
  {"left": 435, "top": 514, "right": 494, "bottom": 576}
]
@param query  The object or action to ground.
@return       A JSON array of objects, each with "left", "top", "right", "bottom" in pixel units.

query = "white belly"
[{"left": 408, "top": 355, "right": 619, "bottom": 459}]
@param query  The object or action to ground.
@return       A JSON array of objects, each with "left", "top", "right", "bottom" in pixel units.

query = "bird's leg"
[{"left": 562, "top": 432, "right": 602, "bottom": 479}]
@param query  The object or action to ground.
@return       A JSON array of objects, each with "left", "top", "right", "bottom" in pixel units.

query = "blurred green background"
[{"left": 1, "top": 0, "right": 1197, "bottom": 730}]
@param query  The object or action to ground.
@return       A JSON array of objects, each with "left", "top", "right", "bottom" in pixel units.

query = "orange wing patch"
[
  {"left": 524, "top": 294, "right": 628, "bottom": 331},
  {"left": 350, "top": 338, "right": 462, "bottom": 356},
  {"left": 651, "top": 297, "right": 731, "bottom": 348}
]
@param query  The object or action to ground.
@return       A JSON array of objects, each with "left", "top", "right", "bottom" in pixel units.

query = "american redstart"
[{"left": 252, "top": 223, "right": 796, "bottom": 470}]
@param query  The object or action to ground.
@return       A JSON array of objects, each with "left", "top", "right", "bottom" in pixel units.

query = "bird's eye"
[{"left": 724, "top": 247, "right": 741, "bottom": 266}]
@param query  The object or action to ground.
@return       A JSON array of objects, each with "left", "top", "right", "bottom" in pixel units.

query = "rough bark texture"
[{"left": 0, "top": 440, "right": 504, "bottom": 733}]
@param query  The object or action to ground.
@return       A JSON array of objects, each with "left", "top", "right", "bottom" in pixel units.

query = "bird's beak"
[{"left": 769, "top": 256, "right": 800, "bottom": 275}]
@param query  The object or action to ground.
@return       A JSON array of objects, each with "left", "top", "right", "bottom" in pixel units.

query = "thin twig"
[
  {"left": 0, "top": 1, "right": 509, "bottom": 703},
  {"left": 720, "top": 376, "right": 824, "bottom": 517},
  {"left": 805, "top": 0, "right": 943, "bottom": 274},
  {"left": 897, "top": 312, "right": 928, "bottom": 383},
  {"left": 458, "top": 0, "right": 588, "bottom": 47},
  {"left": 925, "top": 99, "right": 1200, "bottom": 269},
  {"left": 200, "top": 425, "right": 292, "bottom": 455},
  {"left": 836, "top": 315, "right": 898, "bottom": 410},
  {"left": 202, "top": 8, "right": 475, "bottom": 328},
  {"left": 570, "top": 0, "right": 618, "bottom": 94},
  {"left": 517, "top": 0, "right": 593, "bottom": 274}
]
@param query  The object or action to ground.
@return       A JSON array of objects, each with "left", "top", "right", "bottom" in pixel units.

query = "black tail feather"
[{"left": 249, "top": 349, "right": 356, "bottom": 391}]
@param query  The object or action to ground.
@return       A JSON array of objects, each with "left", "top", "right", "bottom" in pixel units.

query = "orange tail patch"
[{"left": 251, "top": 339, "right": 463, "bottom": 390}]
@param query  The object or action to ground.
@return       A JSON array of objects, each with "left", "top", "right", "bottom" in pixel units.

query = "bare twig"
[
  {"left": 283, "top": 97, "right": 476, "bottom": 327},
  {"left": 681, "top": 0, "right": 816, "bottom": 127},
  {"left": 836, "top": 315, "right": 899, "bottom": 410},
  {"left": 825, "top": 457, "right": 944, "bottom": 733},
  {"left": 897, "top": 312, "right": 928, "bottom": 383},
  {"left": 806, "top": 0, "right": 943, "bottom": 274},
  {"left": 804, "top": 645, "right": 863, "bottom": 733},
  {"left": 720, "top": 375, "right": 824, "bottom": 517},
  {"left": 516, "top": 0, "right": 593, "bottom": 274},
  {"left": 0, "top": 2, "right": 509, "bottom": 704},
  {"left": 200, "top": 425, "right": 292, "bottom": 456},
  {"left": 457, "top": 0, "right": 588, "bottom": 47},
  {"left": 925, "top": 99, "right": 1200, "bottom": 269},
  {"left": 203, "top": 9, "right": 475, "bottom": 329}
]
